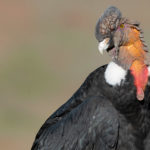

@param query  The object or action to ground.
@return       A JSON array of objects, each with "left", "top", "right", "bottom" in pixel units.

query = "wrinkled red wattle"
[{"left": 130, "top": 65, "right": 148, "bottom": 101}]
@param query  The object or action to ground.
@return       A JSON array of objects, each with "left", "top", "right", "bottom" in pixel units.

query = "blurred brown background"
[{"left": 0, "top": 0, "right": 150, "bottom": 149}]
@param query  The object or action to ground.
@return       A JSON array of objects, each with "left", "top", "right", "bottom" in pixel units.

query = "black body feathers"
[{"left": 31, "top": 65, "right": 150, "bottom": 150}]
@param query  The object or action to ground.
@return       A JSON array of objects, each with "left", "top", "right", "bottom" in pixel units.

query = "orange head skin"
[{"left": 118, "top": 24, "right": 149, "bottom": 101}]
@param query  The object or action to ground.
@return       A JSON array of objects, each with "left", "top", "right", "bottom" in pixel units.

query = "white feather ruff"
[{"left": 105, "top": 62, "right": 127, "bottom": 86}]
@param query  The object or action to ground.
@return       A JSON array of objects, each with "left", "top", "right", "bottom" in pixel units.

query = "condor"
[{"left": 31, "top": 6, "right": 150, "bottom": 150}]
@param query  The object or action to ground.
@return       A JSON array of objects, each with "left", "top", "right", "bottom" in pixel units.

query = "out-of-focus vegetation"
[{"left": 0, "top": 1, "right": 150, "bottom": 149}]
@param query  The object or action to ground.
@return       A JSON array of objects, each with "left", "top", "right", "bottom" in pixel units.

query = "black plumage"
[
  {"left": 31, "top": 65, "right": 150, "bottom": 150},
  {"left": 31, "top": 6, "right": 150, "bottom": 150}
]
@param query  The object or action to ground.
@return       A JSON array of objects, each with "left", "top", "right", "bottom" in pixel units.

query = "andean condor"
[{"left": 31, "top": 6, "right": 150, "bottom": 150}]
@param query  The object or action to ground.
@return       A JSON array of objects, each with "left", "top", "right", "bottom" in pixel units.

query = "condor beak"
[{"left": 98, "top": 38, "right": 110, "bottom": 54}]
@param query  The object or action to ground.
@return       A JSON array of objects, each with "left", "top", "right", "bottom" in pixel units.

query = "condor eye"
[{"left": 120, "top": 24, "right": 124, "bottom": 29}]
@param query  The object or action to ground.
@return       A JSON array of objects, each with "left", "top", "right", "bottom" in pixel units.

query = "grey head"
[
  {"left": 95, "top": 6, "right": 122, "bottom": 54},
  {"left": 95, "top": 6, "right": 122, "bottom": 42}
]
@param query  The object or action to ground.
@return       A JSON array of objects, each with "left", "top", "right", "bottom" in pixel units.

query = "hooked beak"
[{"left": 98, "top": 38, "right": 110, "bottom": 54}]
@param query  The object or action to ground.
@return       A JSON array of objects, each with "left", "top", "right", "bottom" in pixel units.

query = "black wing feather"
[
  {"left": 31, "top": 96, "right": 119, "bottom": 150},
  {"left": 35, "top": 65, "right": 107, "bottom": 134}
]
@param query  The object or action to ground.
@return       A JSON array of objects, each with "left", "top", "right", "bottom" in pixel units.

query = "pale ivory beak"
[
  {"left": 148, "top": 66, "right": 150, "bottom": 76},
  {"left": 98, "top": 38, "right": 110, "bottom": 54}
]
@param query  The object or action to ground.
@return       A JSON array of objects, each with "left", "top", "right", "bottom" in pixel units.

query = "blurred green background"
[{"left": 0, "top": 0, "right": 150, "bottom": 149}]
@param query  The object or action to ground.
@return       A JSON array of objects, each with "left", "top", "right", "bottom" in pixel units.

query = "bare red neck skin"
[
  {"left": 130, "top": 61, "right": 149, "bottom": 101},
  {"left": 115, "top": 23, "right": 149, "bottom": 101}
]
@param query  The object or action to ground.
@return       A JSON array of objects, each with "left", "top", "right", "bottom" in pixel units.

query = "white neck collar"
[{"left": 105, "top": 61, "right": 127, "bottom": 86}]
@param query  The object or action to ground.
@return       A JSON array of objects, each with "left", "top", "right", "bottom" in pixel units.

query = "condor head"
[
  {"left": 95, "top": 6, "right": 148, "bottom": 62},
  {"left": 95, "top": 6, "right": 122, "bottom": 55},
  {"left": 95, "top": 6, "right": 150, "bottom": 101}
]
